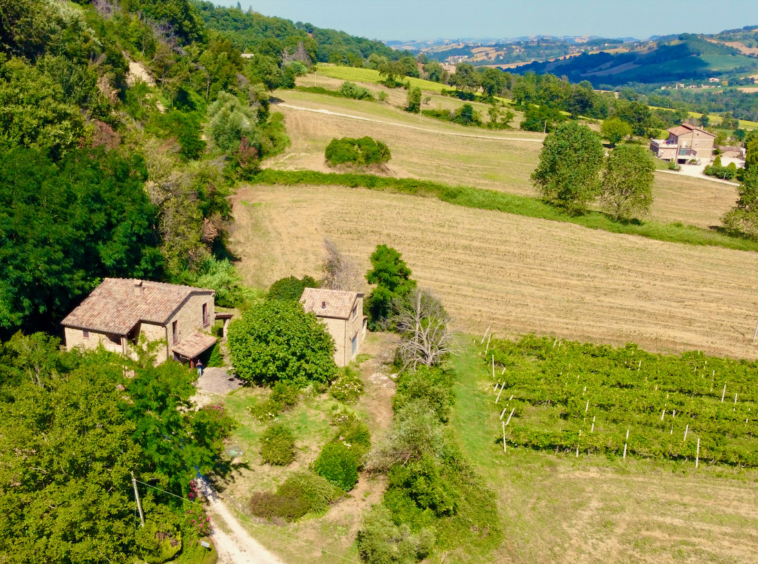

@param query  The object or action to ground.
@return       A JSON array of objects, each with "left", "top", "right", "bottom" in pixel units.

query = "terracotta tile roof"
[
  {"left": 300, "top": 288, "right": 360, "bottom": 320},
  {"left": 668, "top": 124, "right": 716, "bottom": 138},
  {"left": 172, "top": 332, "right": 217, "bottom": 359},
  {"left": 61, "top": 278, "right": 214, "bottom": 335}
]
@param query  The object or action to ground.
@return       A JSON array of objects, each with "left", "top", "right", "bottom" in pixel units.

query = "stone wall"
[{"left": 166, "top": 293, "right": 215, "bottom": 357}]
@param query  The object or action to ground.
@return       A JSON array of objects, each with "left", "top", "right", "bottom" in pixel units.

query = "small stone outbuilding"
[
  {"left": 300, "top": 288, "right": 367, "bottom": 367},
  {"left": 61, "top": 278, "right": 217, "bottom": 366}
]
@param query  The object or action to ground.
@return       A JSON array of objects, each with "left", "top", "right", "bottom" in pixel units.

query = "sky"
[{"left": 213, "top": 0, "right": 758, "bottom": 42}]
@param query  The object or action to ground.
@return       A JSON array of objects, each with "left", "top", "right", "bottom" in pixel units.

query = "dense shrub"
[
  {"left": 312, "top": 442, "right": 359, "bottom": 491},
  {"left": 207, "top": 342, "right": 224, "bottom": 367},
  {"left": 135, "top": 513, "right": 183, "bottom": 564},
  {"left": 249, "top": 490, "right": 308, "bottom": 522},
  {"left": 267, "top": 275, "right": 318, "bottom": 301},
  {"left": 250, "top": 381, "right": 300, "bottom": 421},
  {"left": 277, "top": 471, "right": 337, "bottom": 514},
  {"left": 365, "top": 244, "right": 416, "bottom": 329},
  {"left": 249, "top": 471, "right": 337, "bottom": 522},
  {"left": 228, "top": 300, "right": 337, "bottom": 386},
  {"left": 330, "top": 366, "right": 365, "bottom": 403},
  {"left": 393, "top": 367, "right": 454, "bottom": 423},
  {"left": 357, "top": 505, "right": 435, "bottom": 564},
  {"left": 340, "top": 81, "right": 374, "bottom": 101},
  {"left": 260, "top": 423, "right": 295, "bottom": 466},
  {"left": 422, "top": 104, "right": 482, "bottom": 127},
  {"left": 325, "top": 137, "right": 391, "bottom": 167}
]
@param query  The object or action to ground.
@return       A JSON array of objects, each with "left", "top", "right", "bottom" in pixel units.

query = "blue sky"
[{"left": 213, "top": 1, "right": 758, "bottom": 41}]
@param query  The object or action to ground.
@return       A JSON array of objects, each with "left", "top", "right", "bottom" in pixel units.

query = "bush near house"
[
  {"left": 228, "top": 299, "right": 337, "bottom": 386},
  {"left": 260, "top": 423, "right": 296, "bottom": 466}
]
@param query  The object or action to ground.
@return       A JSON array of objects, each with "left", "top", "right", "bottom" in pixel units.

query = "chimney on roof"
[
  {"left": 133, "top": 280, "right": 143, "bottom": 297},
  {"left": 321, "top": 301, "right": 326, "bottom": 309}
]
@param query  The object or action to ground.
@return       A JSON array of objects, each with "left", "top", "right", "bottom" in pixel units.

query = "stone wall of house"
[
  {"left": 317, "top": 296, "right": 366, "bottom": 367},
  {"left": 166, "top": 293, "right": 215, "bottom": 356},
  {"left": 133, "top": 321, "right": 169, "bottom": 364},
  {"left": 65, "top": 327, "right": 124, "bottom": 355},
  {"left": 321, "top": 316, "right": 348, "bottom": 366}
]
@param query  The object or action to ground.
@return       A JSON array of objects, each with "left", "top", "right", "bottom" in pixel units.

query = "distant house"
[
  {"left": 709, "top": 77, "right": 720, "bottom": 83},
  {"left": 61, "top": 278, "right": 219, "bottom": 366},
  {"left": 300, "top": 288, "right": 366, "bottom": 367},
  {"left": 650, "top": 123, "right": 716, "bottom": 163}
]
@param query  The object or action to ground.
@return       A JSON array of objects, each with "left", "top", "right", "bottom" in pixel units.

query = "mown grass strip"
[{"left": 251, "top": 169, "right": 758, "bottom": 253}]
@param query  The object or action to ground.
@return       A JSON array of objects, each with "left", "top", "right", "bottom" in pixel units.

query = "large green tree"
[
  {"left": 723, "top": 168, "right": 758, "bottom": 239},
  {"left": 228, "top": 300, "right": 337, "bottom": 386},
  {"left": 600, "top": 144, "right": 655, "bottom": 220},
  {"left": 531, "top": 121, "right": 605, "bottom": 214},
  {"left": 479, "top": 67, "right": 507, "bottom": 98},
  {"left": 600, "top": 116, "right": 632, "bottom": 146},
  {"left": 0, "top": 148, "right": 163, "bottom": 335},
  {"left": 449, "top": 62, "right": 480, "bottom": 93},
  {"left": 365, "top": 245, "right": 416, "bottom": 328}
]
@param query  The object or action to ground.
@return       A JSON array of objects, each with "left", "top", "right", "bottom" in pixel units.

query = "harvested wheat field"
[
  {"left": 269, "top": 91, "right": 739, "bottom": 229},
  {"left": 232, "top": 184, "right": 758, "bottom": 359}
]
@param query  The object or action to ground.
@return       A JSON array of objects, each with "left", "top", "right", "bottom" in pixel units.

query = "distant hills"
[{"left": 390, "top": 27, "right": 758, "bottom": 87}]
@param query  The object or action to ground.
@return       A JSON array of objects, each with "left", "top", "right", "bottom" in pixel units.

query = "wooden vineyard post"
[
  {"left": 500, "top": 407, "right": 508, "bottom": 420},
  {"left": 623, "top": 429, "right": 629, "bottom": 461},
  {"left": 722, "top": 383, "right": 727, "bottom": 402},
  {"left": 576, "top": 430, "right": 581, "bottom": 458},
  {"left": 661, "top": 409, "right": 665, "bottom": 421},
  {"left": 480, "top": 325, "right": 490, "bottom": 345},
  {"left": 505, "top": 408, "right": 515, "bottom": 426},
  {"left": 591, "top": 416, "right": 595, "bottom": 433},
  {"left": 683, "top": 424, "right": 688, "bottom": 441},
  {"left": 585, "top": 400, "right": 589, "bottom": 413},
  {"left": 485, "top": 333, "right": 492, "bottom": 355},
  {"left": 696, "top": 438, "right": 700, "bottom": 468},
  {"left": 496, "top": 385, "right": 505, "bottom": 404}
]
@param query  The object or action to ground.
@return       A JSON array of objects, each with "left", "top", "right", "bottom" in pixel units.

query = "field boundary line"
[
  {"left": 655, "top": 169, "right": 740, "bottom": 187},
  {"left": 276, "top": 103, "right": 546, "bottom": 143}
]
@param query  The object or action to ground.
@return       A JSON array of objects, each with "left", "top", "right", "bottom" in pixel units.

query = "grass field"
[
  {"left": 450, "top": 342, "right": 758, "bottom": 563},
  {"left": 230, "top": 183, "right": 758, "bottom": 360},
  {"left": 317, "top": 65, "right": 453, "bottom": 94},
  {"left": 269, "top": 88, "right": 738, "bottom": 230}
]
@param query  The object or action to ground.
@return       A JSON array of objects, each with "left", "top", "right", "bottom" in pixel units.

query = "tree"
[
  {"left": 228, "top": 300, "right": 337, "bottom": 386},
  {"left": 365, "top": 245, "right": 416, "bottom": 328},
  {"left": 531, "top": 121, "right": 605, "bottom": 214},
  {"left": 600, "top": 144, "right": 655, "bottom": 220},
  {"left": 267, "top": 275, "right": 318, "bottom": 301},
  {"left": 723, "top": 168, "right": 758, "bottom": 239},
  {"left": 0, "top": 359, "right": 141, "bottom": 563},
  {"left": 378, "top": 60, "right": 405, "bottom": 87},
  {"left": 601, "top": 117, "right": 633, "bottom": 146},
  {"left": 406, "top": 86, "right": 421, "bottom": 113},
  {"left": 394, "top": 289, "right": 453, "bottom": 370},
  {"left": 449, "top": 62, "right": 480, "bottom": 93},
  {"left": 746, "top": 136, "right": 758, "bottom": 170},
  {"left": 520, "top": 104, "right": 565, "bottom": 133},
  {"left": 207, "top": 91, "right": 261, "bottom": 155},
  {"left": 0, "top": 148, "right": 163, "bottom": 335},
  {"left": 322, "top": 239, "right": 359, "bottom": 291},
  {"left": 479, "top": 67, "right": 506, "bottom": 98},
  {"left": 423, "top": 60, "right": 447, "bottom": 83}
]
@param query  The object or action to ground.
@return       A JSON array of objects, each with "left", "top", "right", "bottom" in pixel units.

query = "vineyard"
[{"left": 487, "top": 335, "right": 758, "bottom": 467}]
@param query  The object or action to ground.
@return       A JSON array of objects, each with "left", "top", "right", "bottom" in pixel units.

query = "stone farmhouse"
[
  {"left": 61, "top": 278, "right": 228, "bottom": 366},
  {"left": 300, "top": 288, "right": 367, "bottom": 367},
  {"left": 650, "top": 123, "right": 716, "bottom": 164}
]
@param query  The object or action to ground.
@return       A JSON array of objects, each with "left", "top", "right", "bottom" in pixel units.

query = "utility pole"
[{"left": 131, "top": 472, "right": 145, "bottom": 527}]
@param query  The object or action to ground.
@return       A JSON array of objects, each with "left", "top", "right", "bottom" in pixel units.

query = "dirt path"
[
  {"left": 198, "top": 479, "right": 285, "bottom": 564},
  {"left": 277, "top": 103, "right": 546, "bottom": 143}
]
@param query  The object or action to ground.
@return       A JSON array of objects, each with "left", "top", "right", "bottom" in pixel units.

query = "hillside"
[{"left": 510, "top": 33, "right": 758, "bottom": 86}]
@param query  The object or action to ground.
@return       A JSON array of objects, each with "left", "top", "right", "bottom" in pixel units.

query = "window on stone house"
[
  {"left": 203, "top": 303, "right": 209, "bottom": 327},
  {"left": 83, "top": 330, "right": 89, "bottom": 339},
  {"left": 173, "top": 320, "right": 179, "bottom": 344}
]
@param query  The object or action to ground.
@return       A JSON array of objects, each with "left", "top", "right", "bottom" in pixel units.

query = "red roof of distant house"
[
  {"left": 667, "top": 123, "right": 716, "bottom": 138},
  {"left": 61, "top": 278, "right": 214, "bottom": 335},
  {"left": 300, "top": 288, "right": 361, "bottom": 320}
]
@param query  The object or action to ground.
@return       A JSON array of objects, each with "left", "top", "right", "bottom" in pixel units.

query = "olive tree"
[
  {"left": 600, "top": 144, "right": 655, "bottom": 220},
  {"left": 531, "top": 121, "right": 605, "bottom": 214}
]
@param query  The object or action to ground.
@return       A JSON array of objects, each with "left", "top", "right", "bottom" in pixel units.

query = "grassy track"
[{"left": 250, "top": 169, "right": 758, "bottom": 253}]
